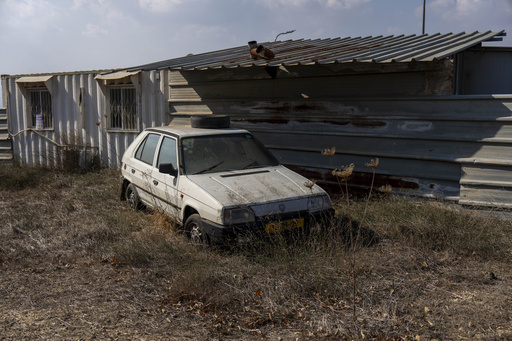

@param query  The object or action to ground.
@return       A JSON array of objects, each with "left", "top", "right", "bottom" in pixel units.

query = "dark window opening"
[
  {"left": 30, "top": 89, "right": 52, "bottom": 129},
  {"left": 110, "top": 87, "right": 137, "bottom": 130}
]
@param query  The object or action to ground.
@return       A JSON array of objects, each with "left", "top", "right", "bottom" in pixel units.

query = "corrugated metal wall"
[
  {"left": 4, "top": 70, "right": 168, "bottom": 168},
  {"left": 236, "top": 96, "right": 512, "bottom": 207},
  {"left": 169, "top": 66, "right": 512, "bottom": 207},
  {"left": 458, "top": 47, "right": 512, "bottom": 95}
]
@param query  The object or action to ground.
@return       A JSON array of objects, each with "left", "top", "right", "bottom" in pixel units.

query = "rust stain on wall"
[
  {"left": 351, "top": 119, "right": 387, "bottom": 128},
  {"left": 252, "top": 102, "right": 326, "bottom": 114},
  {"left": 233, "top": 116, "right": 386, "bottom": 128},
  {"left": 286, "top": 165, "right": 420, "bottom": 195},
  {"left": 233, "top": 118, "right": 290, "bottom": 125}
]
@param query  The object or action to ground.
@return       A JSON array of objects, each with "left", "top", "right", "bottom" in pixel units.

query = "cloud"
[
  {"left": 139, "top": 0, "right": 183, "bottom": 12},
  {"left": 386, "top": 26, "right": 406, "bottom": 35},
  {"left": 1, "top": 0, "right": 60, "bottom": 29},
  {"left": 82, "top": 23, "right": 108, "bottom": 36},
  {"left": 172, "top": 24, "right": 228, "bottom": 42},
  {"left": 430, "top": 0, "right": 511, "bottom": 22},
  {"left": 261, "top": 0, "right": 370, "bottom": 9},
  {"left": 69, "top": 0, "right": 140, "bottom": 36},
  {"left": 72, "top": 0, "right": 88, "bottom": 10},
  {"left": 455, "top": 0, "right": 486, "bottom": 15},
  {"left": 322, "top": 0, "right": 371, "bottom": 9},
  {"left": 420, "top": 0, "right": 510, "bottom": 39}
]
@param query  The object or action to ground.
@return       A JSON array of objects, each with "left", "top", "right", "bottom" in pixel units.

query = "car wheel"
[
  {"left": 125, "top": 183, "right": 142, "bottom": 210},
  {"left": 185, "top": 214, "right": 209, "bottom": 245}
]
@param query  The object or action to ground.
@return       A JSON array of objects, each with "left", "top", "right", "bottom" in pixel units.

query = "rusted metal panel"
[
  {"left": 217, "top": 95, "right": 511, "bottom": 205},
  {"left": 269, "top": 149, "right": 461, "bottom": 198},
  {"left": 168, "top": 62, "right": 456, "bottom": 117},
  {"left": 170, "top": 61, "right": 448, "bottom": 84},
  {"left": 197, "top": 32, "right": 505, "bottom": 70},
  {"left": 170, "top": 72, "right": 432, "bottom": 102},
  {"left": 250, "top": 129, "right": 512, "bottom": 163},
  {"left": 124, "top": 32, "right": 505, "bottom": 73}
]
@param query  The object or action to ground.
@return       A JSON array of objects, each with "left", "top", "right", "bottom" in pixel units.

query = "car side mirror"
[{"left": 159, "top": 163, "right": 178, "bottom": 177}]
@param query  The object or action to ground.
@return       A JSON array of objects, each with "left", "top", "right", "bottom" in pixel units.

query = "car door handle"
[{"left": 153, "top": 180, "right": 158, "bottom": 186}]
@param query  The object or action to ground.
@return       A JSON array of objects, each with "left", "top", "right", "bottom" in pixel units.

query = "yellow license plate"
[{"left": 265, "top": 218, "right": 304, "bottom": 233}]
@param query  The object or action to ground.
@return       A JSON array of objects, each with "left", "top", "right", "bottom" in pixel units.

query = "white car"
[{"left": 120, "top": 116, "right": 334, "bottom": 244}]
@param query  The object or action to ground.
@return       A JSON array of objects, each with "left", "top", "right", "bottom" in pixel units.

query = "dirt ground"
[
  {"left": 1, "top": 170, "right": 511, "bottom": 340},
  {"left": 2, "top": 243, "right": 511, "bottom": 340}
]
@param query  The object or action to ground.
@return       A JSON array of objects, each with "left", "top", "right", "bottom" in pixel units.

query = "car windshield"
[{"left": 181, "top": 133, "right": 279, "bottom": 175}]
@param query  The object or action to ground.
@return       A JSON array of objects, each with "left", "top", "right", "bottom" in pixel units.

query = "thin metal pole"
[{"left": 422, "top": 0, "right": 426, "bottom": 34}]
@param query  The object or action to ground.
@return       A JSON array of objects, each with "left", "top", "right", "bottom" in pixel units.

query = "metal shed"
[
  {"left": 2, "top": 31, "right": 511, "bottom": 207},
  {"left": 2, "top": 69, "right": 168, "bottom": 169}
]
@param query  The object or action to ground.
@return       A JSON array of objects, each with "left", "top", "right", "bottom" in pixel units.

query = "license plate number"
[{"left": 265, "top": 218, "right": 304, "bottom": 233}]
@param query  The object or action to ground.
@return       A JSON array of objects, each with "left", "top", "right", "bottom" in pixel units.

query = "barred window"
[
  {"left": 109, "top": 87, "right": 137, "bottom": 130},
  {"left": 30, "top": 89, "right": 52, "bottom": 129}
]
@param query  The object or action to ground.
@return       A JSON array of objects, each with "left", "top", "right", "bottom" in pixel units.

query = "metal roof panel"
[
  {"left": 15, "top": 75, "right": 54, "bottom": 83},
  {"left": 126, "top": 31, "right": 506, "bottom": 72},
  {"left": 94, "top": 70, "right": 141, "bottom": 80}
]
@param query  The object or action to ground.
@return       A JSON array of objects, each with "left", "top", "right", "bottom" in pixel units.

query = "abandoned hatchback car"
[{"left": 120, "top": 116, "right": 334, "bottom": 244}]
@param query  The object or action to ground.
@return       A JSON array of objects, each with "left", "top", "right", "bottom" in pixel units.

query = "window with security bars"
[
  {"left": 109, "top": 87, "right": 137, "bottom": 130},
  {"left": 30, "top": 89, "right": 53, "bottom": 128}
]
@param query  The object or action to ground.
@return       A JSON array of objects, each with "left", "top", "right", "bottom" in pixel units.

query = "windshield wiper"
[{"left": 195, "top": 161, "right": 225, "bottom": 174}]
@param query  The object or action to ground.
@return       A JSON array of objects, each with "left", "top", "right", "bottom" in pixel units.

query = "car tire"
[
  {"left": 190, "top": 115, "right": 230, "bottom": 129},
  {"left": 125, "top": 183, "right": 142, "bottom": 210},
  {"left": 185, "top": 214, "right": 209, "bottom": 245}
]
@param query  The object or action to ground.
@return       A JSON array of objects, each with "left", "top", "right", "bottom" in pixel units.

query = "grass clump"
[
  {"left": 0, "top": 164, "right": 53, "bottom": 190},
  {"left": 337, "top": 196, "right": 511, "bottom": 258}
]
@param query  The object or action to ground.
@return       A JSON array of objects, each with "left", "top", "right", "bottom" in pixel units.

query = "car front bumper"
[{"left": 199, "top": 208, "right": 335, "bottom": 245}]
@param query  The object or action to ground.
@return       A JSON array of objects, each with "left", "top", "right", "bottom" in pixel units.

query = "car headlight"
[
  {"left": 223, "top": 207, "right": 255, "bottom": 225},
  {"left": 307, "top": 195, "right": 332, "bottom": 212}
]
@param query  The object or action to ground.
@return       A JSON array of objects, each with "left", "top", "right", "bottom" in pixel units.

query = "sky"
[{"left": 1, "top": 0, "right": 512, "bottom": 106}]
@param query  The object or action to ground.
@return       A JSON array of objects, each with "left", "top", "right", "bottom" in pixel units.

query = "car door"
[
  {"left": 129, "top": 133, "right": 161, "bottom": 205},
  {"left": 151, "top": 135, "right": 181, "bottom": 218}
]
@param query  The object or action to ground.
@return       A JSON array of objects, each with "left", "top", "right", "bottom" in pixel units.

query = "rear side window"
[{"left": 135, "top": 133, "right": 160, "bottom": 165}]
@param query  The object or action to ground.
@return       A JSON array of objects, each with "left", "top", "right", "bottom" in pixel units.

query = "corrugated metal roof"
[
  {"left": 127, "top": 30, "right": 506, "bottom": 72},
  {"left": 94, "top": 70, "right": 141, "bottom": 80}
]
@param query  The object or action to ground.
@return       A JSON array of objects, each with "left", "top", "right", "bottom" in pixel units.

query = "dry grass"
[
  {"left": 338, "top": 196, "right": 511, "bottom": 258},
  {"left": 0, "top": 164, "right": 511, "bottom": 340}
]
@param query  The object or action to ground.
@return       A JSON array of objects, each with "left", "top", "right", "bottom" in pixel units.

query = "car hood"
[{"left": 186, "top": 166, "right": 324, "bottom": 207}]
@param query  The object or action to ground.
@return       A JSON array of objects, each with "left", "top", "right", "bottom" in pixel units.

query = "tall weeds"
[{"left": 323, "top": 148, "right": 383, "bottom": 327}]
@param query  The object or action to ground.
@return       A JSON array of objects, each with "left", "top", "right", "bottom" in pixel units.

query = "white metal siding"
[{"left": 5, "top": 70, "right": 167, "bottom": 168}]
